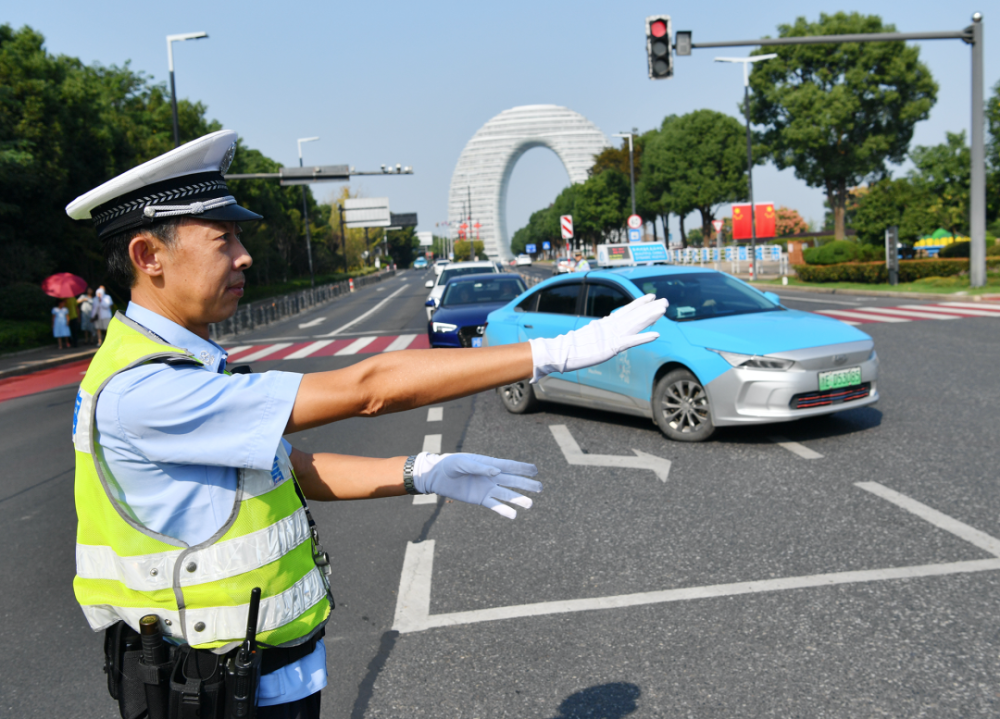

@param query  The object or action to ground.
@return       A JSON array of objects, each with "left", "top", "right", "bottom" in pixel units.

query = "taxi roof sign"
[{"left": 596, "top": 242, "right": 669, "bottom": 267}]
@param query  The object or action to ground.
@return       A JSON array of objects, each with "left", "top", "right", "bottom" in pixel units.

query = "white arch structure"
[{"left": 448, "top": 105, "right": 609, "bottom": 261}]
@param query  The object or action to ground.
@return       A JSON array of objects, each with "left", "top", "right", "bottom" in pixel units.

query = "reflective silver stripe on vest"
[
  {"left": 79, "top": 566, "right": 327, "bottom": 644},
  {"left": 76, "top": 508, "right": 310, "bottom": 591}
]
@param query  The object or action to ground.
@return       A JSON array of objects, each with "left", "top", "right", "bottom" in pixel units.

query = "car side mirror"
[
  {"left": 763, "top": 291, "right": 781, "bottom": 305},
  {"left": 425, "top": 299, "right": 437, "bottom": 308},
  {"left": 425, "top": 280, "right": 434, "bottom": 289}
]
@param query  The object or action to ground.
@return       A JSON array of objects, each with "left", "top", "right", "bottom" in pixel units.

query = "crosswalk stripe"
[
  {"left": 816, "top": 309, "right": 909, "bottom": 323},
  {"left": 938, "top": 302, "right": 1000, "bottom": 312},
  {"left": 285, "top": 340, "right": 335, "bottom": 359},
  {"left": 236, "top": 343, "right": 294, "bottom": 362},
  {"left": 335, "top": 337, "right": 377, "bottom": 355},
  {"left": 224, "top": 345, "right": 251, "bottom": 357},
  {"left": 856, "top": 307, "right": 956, "bottom": 321},
  {"left": 384, "top": 334, "right": 418, "bottom": 352},
  {"left": 899, "top": 304, "right": 1000, "bottom": 318}
]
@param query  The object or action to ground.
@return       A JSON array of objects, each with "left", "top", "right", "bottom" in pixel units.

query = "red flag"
[
  {"left": 732, "top": 204, "right": 752, "bottom": 240},
  {"left": 756, "top": 203, "right": 776, "bottom": 239}
]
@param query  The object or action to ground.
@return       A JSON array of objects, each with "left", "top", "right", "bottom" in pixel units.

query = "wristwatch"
[{"left": 403, "top": 455, "right": 419, "bottom": 495}]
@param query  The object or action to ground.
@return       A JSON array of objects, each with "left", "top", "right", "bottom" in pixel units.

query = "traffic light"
[
  {"left": 646, "top": 15, "right": 673, "bottom": 79},
  {"left": 675, "top": 31, "right": 692, "bottom": 56}
]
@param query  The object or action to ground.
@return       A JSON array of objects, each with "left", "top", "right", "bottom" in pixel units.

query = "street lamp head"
[
  {"left": 167, "top": 32, "right": 208, "bottom": 43},
  {"left": 973, "top": 12, "right": 982, "bottom": 22}
]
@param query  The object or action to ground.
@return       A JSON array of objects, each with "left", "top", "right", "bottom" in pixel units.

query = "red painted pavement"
[{"left": 0, "top": 358, "right": 91, "bottom": 403}]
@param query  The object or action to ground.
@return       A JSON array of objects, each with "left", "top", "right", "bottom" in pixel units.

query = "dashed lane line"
[
  {"left": 427, "top": 407, "right": 443, "bottom": 422},
  {"left": 412, "top": 432, "right": 443, "bottom": 505},
  {"left": 769, "top": 436, "right": 824, "bottom": 459}
]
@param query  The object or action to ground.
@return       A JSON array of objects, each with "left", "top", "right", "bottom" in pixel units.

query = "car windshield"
[
  {"left": 439, "top": 266, "right": 493, "bottom": 284},
  {"left": 442, "top": 277, "right": 526, "bottom": 306},
  {"left": 635, "top": 272, "right": 782, "bottom": 322}
]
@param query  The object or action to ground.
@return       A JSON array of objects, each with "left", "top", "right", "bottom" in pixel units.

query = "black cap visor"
[{"left": 198, "top": 204, "right": 263, "bottom": 224}]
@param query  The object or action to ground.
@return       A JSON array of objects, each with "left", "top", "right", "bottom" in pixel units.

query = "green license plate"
[{"left": 818, "top": 366, "right": 862, "bottom": 391}]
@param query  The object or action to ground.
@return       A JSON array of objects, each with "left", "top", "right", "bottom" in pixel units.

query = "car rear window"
[
  {"left": 637, "top": 272, "right": 781, "bottom": 322},
  {"left": 585, "top": 284, "right": 631, "bottom": 317},
  {"left": 442, "top": 277, "right": 526, "bottom": 306},
  {"left": 440, "top": 266, "right": 494, "bottom": 283}
]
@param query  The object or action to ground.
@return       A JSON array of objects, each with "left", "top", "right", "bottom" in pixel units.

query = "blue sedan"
[
  {"left": 427, "top": 274, "right": 527, "bottom": 348},
  {"left": 484, "top": 266, "right": 879, "bottom": 442}
]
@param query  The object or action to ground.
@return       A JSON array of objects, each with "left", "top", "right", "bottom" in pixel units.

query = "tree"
[
  {"left": 988, "top": 80, "right": 1000, "bottom": 225},
  {"left": 775, "top": 206, "right": 809, "bottom": 236},
  {"left": 852, "top": 178, "right": 936, "bottom": 245},
  {"left": 640, "top": 110, "right": 755, "bottom": 245},
  {"left": 749, "top": 12, "right": 938, "bottom": 241},
  {"left": 908, "top": 131, "right": 970, "bottom": 236},
  {"left": 385, "top": 226, "right": 420, "bottom": 268}
]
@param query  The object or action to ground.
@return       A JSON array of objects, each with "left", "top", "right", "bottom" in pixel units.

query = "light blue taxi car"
[{"left": 484, "top": 266, "right": 879, "bottom": 442}]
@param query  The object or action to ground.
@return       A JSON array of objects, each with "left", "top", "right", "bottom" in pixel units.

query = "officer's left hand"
[{"left": 412, "top": 453, "right": 541, "bottom": 519}]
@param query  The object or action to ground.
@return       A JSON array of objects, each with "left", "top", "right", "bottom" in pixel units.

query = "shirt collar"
[{"left": 125, "top": 302, "right": 228, "bottom": 373}]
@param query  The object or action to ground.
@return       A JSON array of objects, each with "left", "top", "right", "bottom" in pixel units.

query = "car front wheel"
[
  {"left": 498, "top": 380, "right": 539, "bottom": 414},
  {"left": 652, "top": 369, "right": 715, "bottom": 442}
]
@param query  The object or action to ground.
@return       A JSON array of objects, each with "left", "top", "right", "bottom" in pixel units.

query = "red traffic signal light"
[{"left": 645, "top": 15, "right": 673, "bottom": 80}]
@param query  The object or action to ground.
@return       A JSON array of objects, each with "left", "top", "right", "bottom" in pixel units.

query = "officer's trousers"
[{"left": 258, "top": 691, "right": 321, "bottom": 719}]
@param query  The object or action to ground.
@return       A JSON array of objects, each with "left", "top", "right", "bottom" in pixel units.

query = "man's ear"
[{"left": 129, "top": 233, "right": 165, "bottom": 279}]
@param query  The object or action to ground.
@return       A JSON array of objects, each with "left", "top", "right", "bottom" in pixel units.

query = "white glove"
[
  {"left": 412, "top": 452, "right": 541, "bottom": 519},
  {"left": 528, "top": 293, "right": 667, "bottom": 383}
]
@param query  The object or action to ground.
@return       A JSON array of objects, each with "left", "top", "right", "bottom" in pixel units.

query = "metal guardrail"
[{"left": 208, "top": 269, "right": 397, "bottom": 341}]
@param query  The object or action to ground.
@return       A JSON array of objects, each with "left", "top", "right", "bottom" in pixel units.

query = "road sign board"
[
  {"left": 526, "top": 244, "right": 537, "bottom": 254},
  {"left": 628, "top": 228, "right": 642, "bottom": 242},
  {"left": 560, "top": 215, "right": 574, "bottom": 239},
  {"left": 712, "top": 220, "right": 724, "bottom": 233},
  {"left": 417, "top": 231, "right": 433, "bottom": 246},
  {"left": 343, "top": 197, "right": 391, "bottom": 228},
  {"left": 627, "top": 214, "right": 642, "bottom": 229},
  {"left": 542, "top": 241, "right": 551, "bottom": 250}
]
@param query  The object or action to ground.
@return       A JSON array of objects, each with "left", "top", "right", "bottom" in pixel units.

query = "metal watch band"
[{"left": 403, "top": 455, "right": 419, "bottom": 495}]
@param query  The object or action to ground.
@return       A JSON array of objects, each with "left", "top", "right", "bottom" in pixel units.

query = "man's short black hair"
[{"left": 102, "top": 219, "right": 182, "bottom": 288}]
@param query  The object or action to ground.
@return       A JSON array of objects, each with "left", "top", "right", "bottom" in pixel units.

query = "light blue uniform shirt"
[{"left": 92, "top": 302, "right": 326, "bottom": 706}]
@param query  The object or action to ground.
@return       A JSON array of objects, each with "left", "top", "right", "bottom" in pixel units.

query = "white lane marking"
[
  {"left": 393, "top": 484, "right": 1000, "bottom": 634},
  {"left": 817, "top": 309, "right": 909, "bottom": 323},
  {"left": 769, "top": 436, "right": 823, "bottom": 459},
  {"left": 285, "top": 340, "right": 334, "bottom": 360},
  {"left": 899, "top": 304, "right": 1000, "bottom": 318},
  {"left": 939, "top": 301, "right": 1000, "bottom": 312},
  {"left": 377, "top": 287, "right": 385, "bottom": 292},
  {"left": 427, "top": 407, "right": 443, "bottom": 422},
  {"left": 549, "top": 425, "right": 670, "bottom": 482},
  {"left": 384, "top": 334, "right": 418, "bottom": 352},
  {"left": 323, "top": 284, "right": 410, "bottom": 336},
  {"left": 856, "top": 482, "right": 1000, "bottom": 556},
  {"left": 224, "top": 345, "right": 251, "bottom": 356},
  {"left": 778, "top": 295, "right": 861, "bottom": 306},
  {"left": 235, "top": 343, "right": 292, "bottom": 362},
  {"left": 335, "top": 337, "right": 376, "bottom": 356},
  {"left": 412, "top": 493, "right": 438, "bottom": 505},
  {"left": 857, "top": 306, "right": 956, "bottom": 321},
  {"left": 298, "top": 317, "right": 326, "bottom": 328},
  {"left": 423, "top": 434, "right": 442, "bottom": 453}
]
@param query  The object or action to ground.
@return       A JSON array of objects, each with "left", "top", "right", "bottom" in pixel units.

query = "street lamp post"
[
  {"left": 612, "top": 131, "right": 638, "bottom": 216},
  {"left": 715, "top": 54, "right": 776, "bottom": 281},
  {"left": 166, "top": 32, "right": 208, "bottom": 148},
  {"left": 298, "top": 136, "right": 320, "bottom": 287}
]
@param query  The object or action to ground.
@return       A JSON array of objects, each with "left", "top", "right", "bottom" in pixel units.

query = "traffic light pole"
[
  {"left": 744, "top": 82, "right": 757, "bottom": 282},
  {"left": 686, "top": 15, "right": 986, "bottom": 286}
]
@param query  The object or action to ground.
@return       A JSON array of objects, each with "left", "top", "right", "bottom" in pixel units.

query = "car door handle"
[{"left": 523, "top": 324, "right": 533, "bottom": 328}]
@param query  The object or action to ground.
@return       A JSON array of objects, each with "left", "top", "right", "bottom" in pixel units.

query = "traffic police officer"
[{"left": 66, "top": 130, "right": 666, "bottom": 718}]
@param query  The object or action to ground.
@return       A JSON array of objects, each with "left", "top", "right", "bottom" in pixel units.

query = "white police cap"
[{"left": 65, "top": 129, "right": 262, "bottom": 238}]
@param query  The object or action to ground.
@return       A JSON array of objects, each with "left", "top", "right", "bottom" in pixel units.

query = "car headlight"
[
  {"left": 708, "top": 348, "right": 794, "bottom": 370},
  {"left": 432, "top": 322, "right": 458, "bottom": 333}
]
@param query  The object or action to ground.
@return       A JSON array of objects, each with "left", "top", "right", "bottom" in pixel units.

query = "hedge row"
[
  {"left": 793, "top": 259, "right": 981, "bottom": 284},
  {"left": 0, "top": 320, "right": 52, "bottom": 353}
]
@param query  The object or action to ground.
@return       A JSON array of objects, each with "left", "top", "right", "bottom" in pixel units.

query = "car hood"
[
  {"left": 676, "top": 308, "right": 870, "bottom": 355},
  {"left": 432, "top": 302, "right": 507, "bottom": 325}
]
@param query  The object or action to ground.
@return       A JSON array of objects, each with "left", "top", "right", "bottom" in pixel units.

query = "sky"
[{"left": 5, "top": 0, "right": 997, "bottom": 244}]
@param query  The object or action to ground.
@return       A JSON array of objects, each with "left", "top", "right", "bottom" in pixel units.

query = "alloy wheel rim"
[
  {"left": 504, "top": 382, "right": 525, "bottom": 405},
  {"left": 661, "top": 380, "right": 709, "bottom": 433}
]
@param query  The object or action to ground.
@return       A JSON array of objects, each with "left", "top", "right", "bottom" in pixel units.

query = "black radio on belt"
[{"left": 225, "top": 587, "right": 263, "bottom": 719}]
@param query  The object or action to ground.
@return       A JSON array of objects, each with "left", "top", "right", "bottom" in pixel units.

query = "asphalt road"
[{"left": 3, "top": 265, "right": 1000, "bottom": 717}]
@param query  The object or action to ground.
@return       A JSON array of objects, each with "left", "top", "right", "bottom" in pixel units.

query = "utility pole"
[
  {"left": 467, "top": 185, "right": 475, "bottom": 261},
  {"left": 166, "top": 32, "right": 208, "bottom": 148},
  {"left": 613, "top": 131, "right": 638, "bottom": 216},
  {"left": 297, "top": 137, "right": 320, "bottom": 287},
  {"left": 338, "top": 203, "right": 348, "bottom": 274},
  {"left": 715, "top": 54, "right": 776, "bottom": 282}
]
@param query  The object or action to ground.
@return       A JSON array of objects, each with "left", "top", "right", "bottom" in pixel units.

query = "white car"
[
  {"left": 425, "top": 261, "right": 499, "bottom": 319},
  {"left": 515, "top": 254, "right": 532, "bottom": 266},
  {"left": 433, "top": 260, "right": 450, "bottom": 277},
  {"left": 555, "top": 257, "right": 573, "bottom": 274}
]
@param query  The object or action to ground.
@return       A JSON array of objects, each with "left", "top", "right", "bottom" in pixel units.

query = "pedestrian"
[
  {"left": 65, "top": 130, "right": 666, "bottom": 719},
  {"left": 51, "top": 299, "right": 70, "bottom": 349},
  {"left": 64, "top": 293, "right": 80, "bottom": 348},
  {"left": 91, "top": 285, "right": 113, "bottom": 346},
  {"left": 78, "top": 288, "right": 94, "bottom": 344}
]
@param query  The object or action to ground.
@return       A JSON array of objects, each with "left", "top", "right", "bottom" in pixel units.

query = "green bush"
[
  {"left": 802, "top": 240, "right": 881, "bottom": 265},
  {"left": 0, "top": 320, "right": 51, "bottom": 353},
  {"left": 794, "top": 259, "right": 976, "bottom": 284},
  {"left": 939, "top": 241, "right": 970, "bottom": 258},
  {"left": 0, "top": 283, "right": 56, "bottom": 321},
  {"left": 987, "top": 242, "right": 1000, "bottom": 257}
]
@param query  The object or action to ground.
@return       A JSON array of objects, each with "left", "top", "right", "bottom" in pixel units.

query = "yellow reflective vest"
[{"left": 72, "top": 314, "right": 331, "bottom": 649}]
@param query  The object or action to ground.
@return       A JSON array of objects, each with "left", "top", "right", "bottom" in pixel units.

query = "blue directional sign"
[
  {"left": 628, "top": 228, "right": 642, "bottom": 242},
  {"left": 542, "top": 241, "right": 551, "bottom": 250},
  {"left": 526, "top": 244, "right": 537, "bottom": 254}
]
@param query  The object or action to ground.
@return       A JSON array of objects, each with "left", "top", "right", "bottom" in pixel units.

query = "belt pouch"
[
  {"left": 168, "top": 646, "right": 228, "bottom": 719},
  {"left": 104, "top": 621, "right": 150, "bottom": 719}
]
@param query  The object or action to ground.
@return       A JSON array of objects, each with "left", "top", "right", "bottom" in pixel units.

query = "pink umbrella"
[{"left": 42, "top": 273, "right": 88, "bottom": 298}]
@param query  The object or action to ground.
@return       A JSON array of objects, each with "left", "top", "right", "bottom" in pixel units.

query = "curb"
[{"left": 0, "top": 348, "right": 98, "bottom": 381}]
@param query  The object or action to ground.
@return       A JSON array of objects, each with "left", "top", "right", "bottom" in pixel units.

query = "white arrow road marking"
[
  {"left": 323, "top": 284, "right": 410, "bottom": 336},
  {"left": 298, "top": 317, "right": 326, "bottom": 328},
  {"left": 549, "top": 424, "right": 670, "bottom": 482},
  {"left": 392, "top": 482, "right": 1000, "bottom": 634}
]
